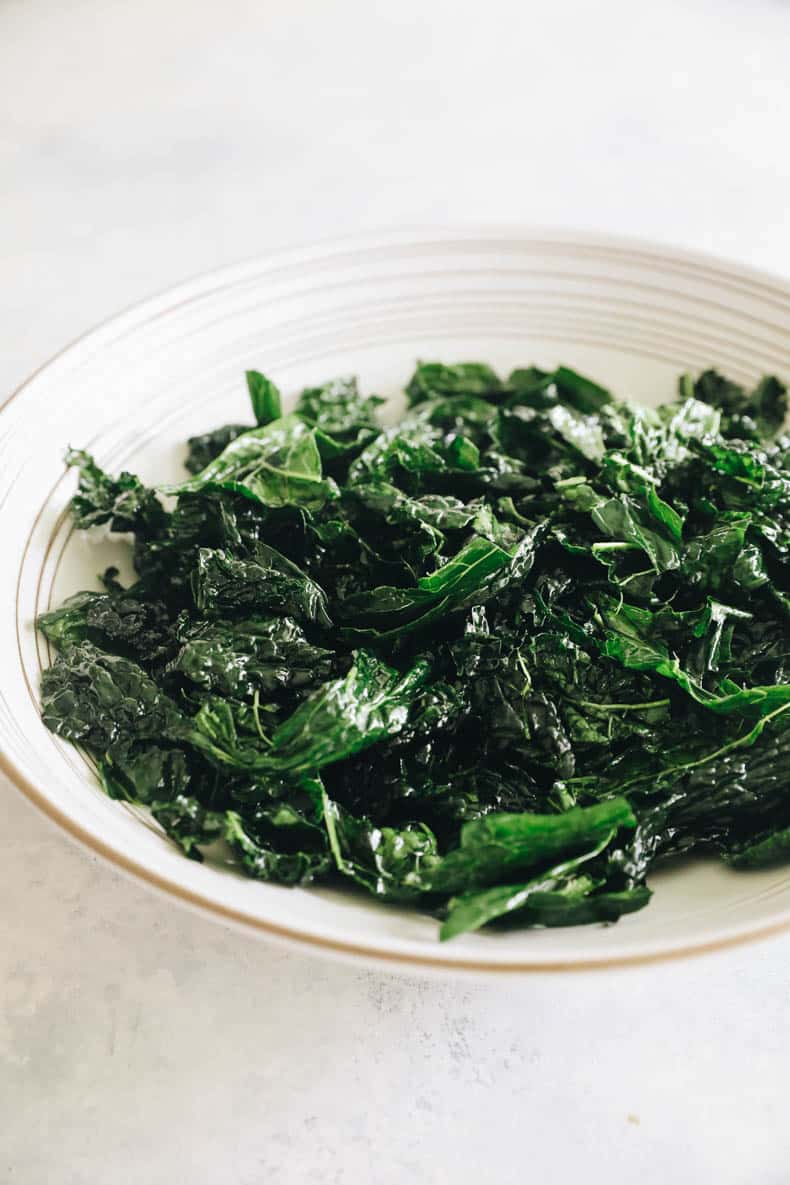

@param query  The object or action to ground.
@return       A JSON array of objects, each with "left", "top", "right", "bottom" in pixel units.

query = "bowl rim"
[{"left": 6, "top": 224, "right": 790, "bottom": 974}]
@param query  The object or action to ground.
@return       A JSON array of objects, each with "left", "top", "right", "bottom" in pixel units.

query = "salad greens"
[{"left": 38, "top": 361, "right": 790, "bottom": 939}]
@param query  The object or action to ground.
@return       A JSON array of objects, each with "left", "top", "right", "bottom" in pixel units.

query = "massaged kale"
[{"left": 38, "top": 361, "right": 790, "bottom": 939}]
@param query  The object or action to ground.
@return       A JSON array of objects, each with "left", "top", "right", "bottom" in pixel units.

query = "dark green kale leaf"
[
  {"left": 596, "top": 595, "right": 790, "bottom": 715},
  {"left": 686, "top": 370, "right": 787, "bottom": 441},
  {"left": 338, "top": 535, "right": 515, "bottom": 642},
  {"left": 724, "top": 824, "right": 790, "bottom": 869},
  {"left": 151, "top": 795, "right": 227, "bottom": 859},
  {"left": 40, "top": 641, "right": 188, "bottom": 751},
  {"left": 168, "top": 615, "right": 333, "bottom": 700},
  {"left": 406, "top": 361, "right": 504, "bottom": 406},
  {"left": 66, "top": 448, "right": 166, "bottom": 539},
  {"left": 135, "top": 490, "right": 312, "bottom": 605},
  {"left": 556, "top": 477, "right": 683, "bottom": 572},
  {"left": 38, "top": 589, "right": 176, "bottom": 664},
  {"left": 551, "top": 366, "right": 613, "bottom": 414},
  {"left": 184, "top": 372, "right": 283, "bottom": 474},
  {"left": 323, "top": 797, "right": 441, "bottom": 901},
  {"left": 246, "top": 370, "right": 283, "bottom": 426},
  {"left": 441, "top": 876, "right": 649, "bottom": 940},
  {"left": 166, "top": 414, "right": 339, "bottom": 511},
  {"left": 263, "top": 650, "right": 431, "bottom": 774},
  {"left": 435, "top": 797, "right": 642, "bottom": 938},
  {"left": 185, "top": 425, "right": 250, "bottom": 475},
  {"left": 186, "top": 650, "right": 430, "bottom": 776},
  {"left": 191, "top": 544, "right": 331, "bottom": 626},
  {"left": 224, "top": 810, "right": 330, "bottom": 884},
  {"left": 296, "top": 374, "right": 383, "bottom": 440},
  {"left": 429, "top": 797, "right": 637, "bottom": 895},
  {"left": 347, "top": 421, "right": 449, "bottom": 489},
  {"left": 186, "top": 696, "right": 270, "bottom": 770},
  {"left": 98, "top": 744, "right": 192, "bottom": 805}
]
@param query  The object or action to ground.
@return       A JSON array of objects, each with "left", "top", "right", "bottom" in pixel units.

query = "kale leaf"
[{"left": 166, "top": 414, "right": 339, "bottom": 511}]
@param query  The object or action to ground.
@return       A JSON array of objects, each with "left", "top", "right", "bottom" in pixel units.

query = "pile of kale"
[{"left": 38, "top": 361, "right": 790, "bottom": 939}]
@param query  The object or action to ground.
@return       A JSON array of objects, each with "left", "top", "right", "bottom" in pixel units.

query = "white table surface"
[{"left": 3, "top": 2, "right": 790, "bottom": 1181}]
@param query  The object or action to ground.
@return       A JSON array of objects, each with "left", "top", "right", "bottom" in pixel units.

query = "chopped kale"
[{"left": 39, "top": 362, "right": 790, "bottom": 939}]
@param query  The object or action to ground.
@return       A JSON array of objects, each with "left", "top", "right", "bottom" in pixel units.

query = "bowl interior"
[{"left": 6, "top": 230, "right": 790, "bottom": 971}]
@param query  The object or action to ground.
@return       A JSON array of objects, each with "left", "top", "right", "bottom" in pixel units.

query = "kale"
[
  {"left": 338, "top": 535, "right": 514, "bottom": 641},
  {"left": 38, "top": 588, "right": 176, "bottom": 665},
  {"left": 185, "top": 425, "right": 251, "bottom": 476},
  {"left": 246, "top": 370, "right": 283, "bottom": 426},
  {"left": 39, "top": 361, "right": 790, "bottom": 940},
  {"left": 686, "top": 370, "right": 787, "bottom": 441},
  {"left": 428, "top": 797, "right": 637, "bottom": 895},
  {"left": 166, "top": 414, "right": 339, "bottom": 511},
  {"left": 224, "top": 810, "right": 331, "bottom": 885},
  {"left": 185, "top": 370, "right": 282, "bottom": 473},
  {"left": 168, "top": 616, "right": 333, "bottom": 701},
  {"left": 190, "top": 544, "right": 331, "bottom": 625},
  {"left": 41, "top": 642, "right": 187, "bottom": 751},
  {"left": 65, "top": 448, "right": 166, "bottom": 539},
  {"left": 296, "top": 374, "right": 383, "bottom": 459}
]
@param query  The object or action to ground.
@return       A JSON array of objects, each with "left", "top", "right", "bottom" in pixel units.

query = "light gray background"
[{"left": 2, "top": 2, "right": 790, "bottom": 1182}]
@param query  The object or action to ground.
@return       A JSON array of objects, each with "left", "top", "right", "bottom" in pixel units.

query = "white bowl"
[{"left": 4, "top": 228, "right": 790, "bottom": 974}]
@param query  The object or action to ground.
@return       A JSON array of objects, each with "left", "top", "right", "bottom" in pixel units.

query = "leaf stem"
[
  {"left": 621, "top": 701, "right": 790, "bottom": 792},
  {"left": 252, "top": 690, "right": 271, "bottom": 746},
  {"left": 591, "top": 542, "right": 641, "bottom": 553},
  {"left": 321, "top": 786, "right": 348, "bottom": 874},
  {"left": 574, "top": 698, "right": 670, "bottom": 713}
]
